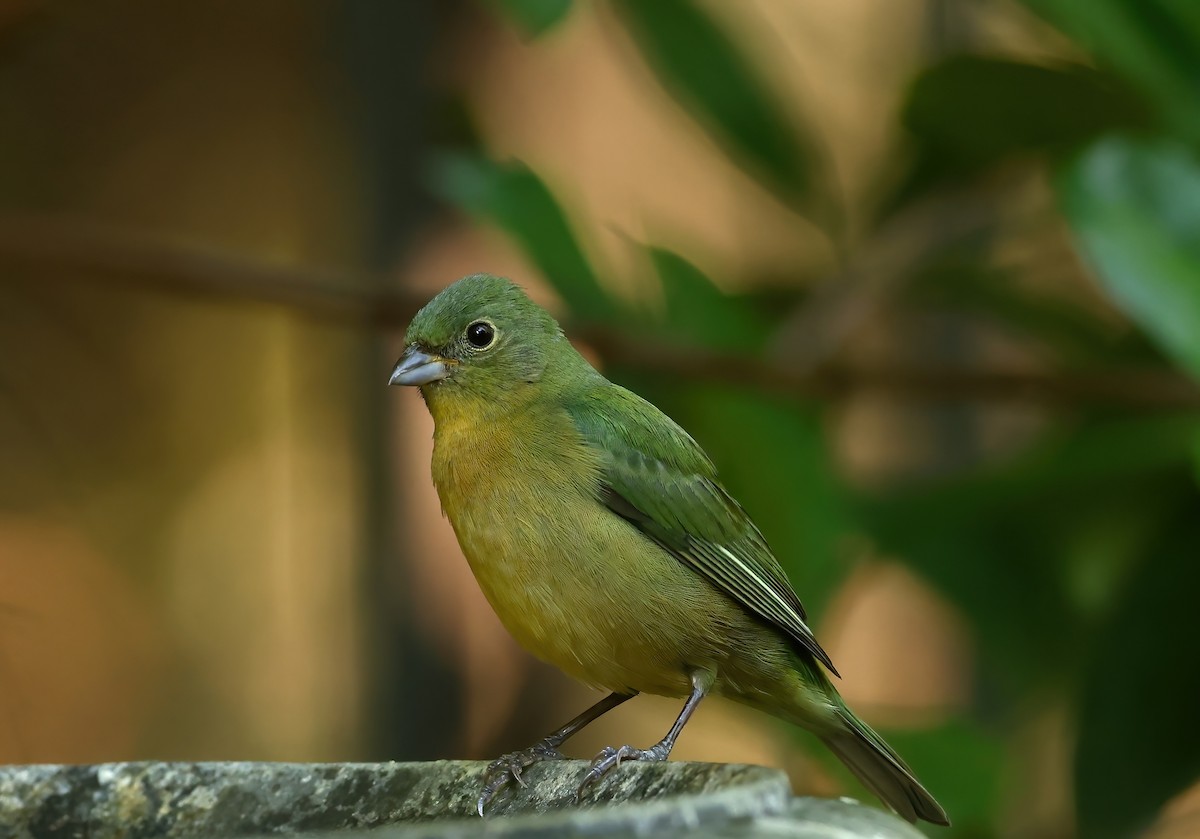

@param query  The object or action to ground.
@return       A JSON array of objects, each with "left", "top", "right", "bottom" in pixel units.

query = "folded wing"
[{"left": 566, "top": 385, "right": 838, "bottom": 676}]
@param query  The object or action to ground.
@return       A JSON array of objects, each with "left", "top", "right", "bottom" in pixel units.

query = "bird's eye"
[{"left": 465, "top": 320, "right": 496, "bottom": 349}]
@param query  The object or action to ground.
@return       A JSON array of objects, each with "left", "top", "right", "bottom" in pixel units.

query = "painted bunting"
[{"left": 390, "top": 274, "right": 948, "bottom": 826}]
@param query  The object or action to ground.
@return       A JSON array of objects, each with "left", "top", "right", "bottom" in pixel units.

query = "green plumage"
[
  {"left": 566, "top": 385, "right": 838, "bottom": 675},
  {"left": 391, "top": 274, "right": 948, "bottom": 826}
]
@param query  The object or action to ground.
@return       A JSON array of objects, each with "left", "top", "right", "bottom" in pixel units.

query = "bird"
[{"left": 389, "top": 273, "right": 949, "bottom": 826}]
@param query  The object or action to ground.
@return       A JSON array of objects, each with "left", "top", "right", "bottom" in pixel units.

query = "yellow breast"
[
  {"left": 426, "top": 395, "right": 694, "bottom": 694},
  {"left": 424, "top": 387, "right": 740, "bottom": 697},
  {"left": 430, "top": 400, "right": 596, "bottom": 654}
]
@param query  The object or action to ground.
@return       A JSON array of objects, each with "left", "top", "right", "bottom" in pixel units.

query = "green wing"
[{"left": 566, "top": 384, "right": 838, "bottom": 676}]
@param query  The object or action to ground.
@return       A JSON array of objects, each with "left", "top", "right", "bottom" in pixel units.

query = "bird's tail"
[{"left": 818, "top": 706, "right": 949, "bottom": 826}]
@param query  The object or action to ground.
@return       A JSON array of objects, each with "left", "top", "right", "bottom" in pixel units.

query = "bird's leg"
[
  {"left": 477, "top": 691, "right": 635, "bottom": 816},
  {"left": 577, "top": 672, "right": 708, "bottom": 801}
]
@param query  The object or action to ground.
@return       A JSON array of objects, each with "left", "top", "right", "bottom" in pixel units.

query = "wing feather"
[{"left": 567, "top": 385, "right": 838, "bottom": 676}]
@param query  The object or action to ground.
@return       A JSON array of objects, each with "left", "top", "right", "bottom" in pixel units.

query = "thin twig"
[
  {"left": 580, "top": 330, "right": 1200, "bottom": 409},
  {"left": 0, "top": 214, "right": 413, "bottom": 327},
  {"left": 3, "top": 214, "right": 1199, "bottom": 409},
  {"left": 770, "top": 179, "right": 1015, "bottom": 372}
]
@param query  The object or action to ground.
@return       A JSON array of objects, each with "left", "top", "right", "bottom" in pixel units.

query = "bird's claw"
[
  {"left": 476, "top": 741, "right": 566, "bottom": 817},
  {"left": 575, "top": 743, "right": 669, "bottom": 802}
]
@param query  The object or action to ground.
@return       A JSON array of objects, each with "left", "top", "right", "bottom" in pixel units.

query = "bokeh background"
[{"left": 2, "top": 1, "right": 1199, "bottom": 837}]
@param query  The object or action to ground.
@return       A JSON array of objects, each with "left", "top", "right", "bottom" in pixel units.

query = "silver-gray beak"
[{"left": 389, "top": 346, "right": 452, "bottom": 387}]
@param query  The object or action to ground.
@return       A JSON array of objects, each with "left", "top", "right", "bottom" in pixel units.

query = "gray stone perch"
[{"left": 0, "top": 760, "right": 926, "bottom": 838}]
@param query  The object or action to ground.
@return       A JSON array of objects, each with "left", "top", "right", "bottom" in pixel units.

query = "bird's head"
[{"left": 390, "top": 274, "right": 568, "bottom": 410}]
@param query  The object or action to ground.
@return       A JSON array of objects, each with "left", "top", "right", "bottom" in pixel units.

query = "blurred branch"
[
  {"left": 3, "top": 214, "right": 1199, "bottom": 409},
  {"left": 0, "top": 214, "right": 416, "bottom": 327},
  {"left": 581, "top": 329, "right": 1200, "bottom": 409},
  {"left": 770, "top": 181, "right": 1011, "bottom": 372}
]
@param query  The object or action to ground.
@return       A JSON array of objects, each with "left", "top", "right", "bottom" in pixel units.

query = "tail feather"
[{"left": 820, "top": 710, "right": 950, "bottom": 826}]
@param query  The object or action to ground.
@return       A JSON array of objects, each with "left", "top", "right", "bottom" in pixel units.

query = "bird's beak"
[{"left": 389, "top": 346, "right": 452, "bottom": 387}]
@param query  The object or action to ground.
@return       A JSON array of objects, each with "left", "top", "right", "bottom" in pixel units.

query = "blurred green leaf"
[
  {"left": 646, "top": 247, "right": 770, "bottom": 353},
  {"left": 1059, "top": 491, "right": 1171, "bottom": 621},
  {"left": 858, "top": 415, "right": 1200, "bottom": 684},
  {"left": 903, "top": 56, "right": 1149, "bottom": 186},
  {"left": 1059, "top": 136, "right": 1200, "bottom": 380},
  {"left": 1193, "top": 433, "right": 1200, "bottom": 486},
  {"left": 429, "top": 153, "right": 620, "bottom": 321},
  {"left": 489, "top": 0, "right": 573, "bottom": 38},
  {"left": 612, "top": 0, "right": 826, "bottom": 218},
  {"left": 862, "top": 414, "right": 1199, "bottom": 525},
  {"left": 907, "top": 259, "right": 1155, "bottom": 365},
  {"left": 1020, "top": 0, "right": 1200, "bottom": 144},
  {"left": 868, "top": 504, "right": 1068, "bottom": 688},
  {"left": 1074, "top": 505, "right": 1200, "bottom": 838}
]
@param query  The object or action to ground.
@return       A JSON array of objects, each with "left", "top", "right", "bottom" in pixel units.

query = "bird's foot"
[
  {"left": 477, "top": 739, "right": 566, "bottom": 816},
  {"left": 575, "top": 742, "right": 671, "bottom": 801}
]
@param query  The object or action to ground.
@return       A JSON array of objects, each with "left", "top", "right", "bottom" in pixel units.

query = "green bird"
[{"left": 389, "top": 273, "right": 948, "bottom": 826}]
